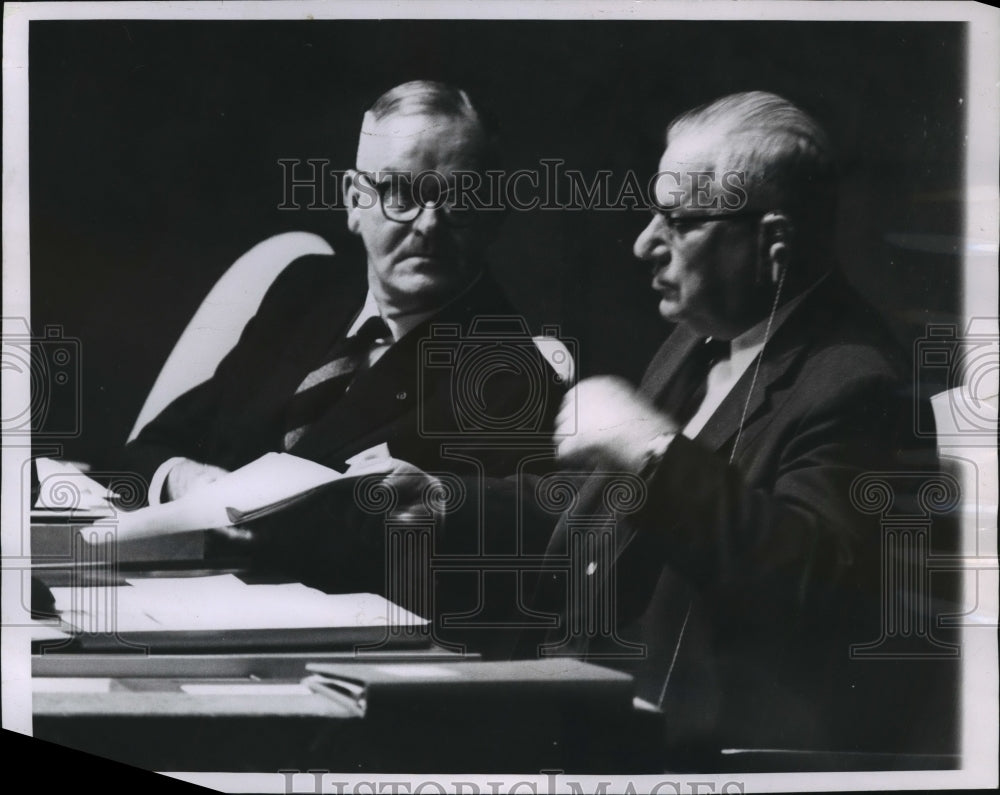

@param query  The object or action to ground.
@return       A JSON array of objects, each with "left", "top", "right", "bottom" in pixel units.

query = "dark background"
[{"left": 28, "top": 20, "right": 965, "bottom": 467}]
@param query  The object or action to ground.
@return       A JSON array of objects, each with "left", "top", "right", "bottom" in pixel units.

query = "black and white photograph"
[{"left": 3, "top": 1, "right": 998, "bottom": 792}]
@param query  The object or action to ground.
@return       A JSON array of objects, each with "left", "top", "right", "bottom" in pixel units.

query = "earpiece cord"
[
  {"left": 656, "top": 265, "right": 787, "bottom": 710},
  {"left": 729, "top": 264, "right": 786, "bottom": 465}
]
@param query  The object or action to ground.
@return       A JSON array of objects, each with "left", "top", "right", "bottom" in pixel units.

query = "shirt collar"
[
  {"left": 347, "top": 291, "right": 432, "bottom": 343},
  {"left": 350, "top": 271, "right": 485, "bottom": 343}
]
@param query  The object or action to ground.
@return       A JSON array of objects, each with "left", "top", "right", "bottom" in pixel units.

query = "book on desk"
[{"left": 303, "top": 658, "right": 635, "bottom": 718}]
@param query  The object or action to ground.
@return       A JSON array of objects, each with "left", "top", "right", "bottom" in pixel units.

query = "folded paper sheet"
[{"left": 84, "top": 452, "right": 392, "bottom": 543}]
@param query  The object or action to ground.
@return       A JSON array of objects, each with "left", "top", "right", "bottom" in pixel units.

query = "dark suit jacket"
[
  {"left": 122, "top": 248, "right": 562, "bottom": 489},
  {"left": 119, "top": 248, "right": 565, "bottom": 620},
  {"left": 527, "top": 272, "right": 959, "bottom": 761}
]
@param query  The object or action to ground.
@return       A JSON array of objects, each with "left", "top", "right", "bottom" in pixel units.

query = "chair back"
[{"left": 127, "top": 232, "right": 334, "bottom": 441}]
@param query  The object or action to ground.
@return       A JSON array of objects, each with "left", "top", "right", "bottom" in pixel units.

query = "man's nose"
[
  {"left": 411, "top": 203, "right": 445, "bottom": 235},
  {"left": 633, "top": 215, "right": 670, "bottom": 264}
]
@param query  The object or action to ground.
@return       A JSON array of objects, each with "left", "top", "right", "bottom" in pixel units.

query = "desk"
[
  {"left": 32, "top": 515, "right": 206, "bottom": 566},
  {"left": 29, "top": 551, "right": 664, "bottom": 774},
  {"left": 28, "top": 522, "right": 960, "bottom": 775},
  {"left": 33, "top": 669, "right": 664, "bottom": 773}
]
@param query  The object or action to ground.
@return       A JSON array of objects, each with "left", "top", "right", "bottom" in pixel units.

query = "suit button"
[{"left": 396, "top": 391, "right": 407, "bottom": 400}]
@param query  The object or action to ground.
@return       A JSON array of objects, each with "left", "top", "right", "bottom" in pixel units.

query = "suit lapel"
[
  {"left": 694, "top": 278, "right": 837, "bottom": 454},
  {"left": 638, "top": 323, "right": 699, "bottom": 402},
  {"left": 231, "top": 254, "right": 366, "bottom": 448},
  {"left": 292, "top": 293, "right": 363, "bottom": 374},
  {"left": 289, "top": 271, "right": 513, "bottom": 464},
  {"left": 563, "top": 275, "right": 845, "bottom": 660},
  {"left": 291, "top": 322, "right": 424, "bottom": 462},
  {"left": 637, "top": 321, "right": 805, "bottom": 457},
  {"left": 694, "top": 338, "right": 806, "bottom": 454}
]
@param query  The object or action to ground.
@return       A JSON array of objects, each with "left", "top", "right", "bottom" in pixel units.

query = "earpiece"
[
  {"left": 760, "top": 212, "right": 793, "bottom": 286},
  {"left": 769, "top": 240, "right": 788, "bottom": 285}
]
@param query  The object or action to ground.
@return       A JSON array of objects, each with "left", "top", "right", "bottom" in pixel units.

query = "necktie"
[
  {"left": 283, "top": 315, "right": 391, "bottom": 450},
  {"left": 655, "top": 337, "right": 730, "bottom": 429}
]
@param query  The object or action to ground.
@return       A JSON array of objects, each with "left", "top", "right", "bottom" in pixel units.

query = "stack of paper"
[{"left": 51, "top": 574, "right": 428, "bottom": 651}]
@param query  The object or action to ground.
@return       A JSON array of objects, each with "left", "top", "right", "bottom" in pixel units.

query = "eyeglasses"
[
  {"left": 649, "top": 207, "right": 765, "bottom": 238},
  {"left": 354, "top": 170, "right": 478, "bottom": 228}
]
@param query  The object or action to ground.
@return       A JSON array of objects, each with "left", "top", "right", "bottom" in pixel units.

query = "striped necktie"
[{"left": 282, "top": 315, "right": 391, "bottom": 450}]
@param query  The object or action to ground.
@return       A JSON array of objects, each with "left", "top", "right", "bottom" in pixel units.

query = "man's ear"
[
  {"left": 758, "top": 211, "right": 794, "bottom": 286},
  {"left": 343, "top": 168, "right": 362, "bottom": 235}
]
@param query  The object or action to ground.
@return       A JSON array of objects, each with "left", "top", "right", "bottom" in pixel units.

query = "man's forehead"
[
  {"left": 658, "top": 132, "right": 725, "bottom": 173},
  {"left": 652, "top": 131, "right": 745, "bottom": 208},
  {"left": 356, "top": 112, "right": 483, "bottom": 171}
]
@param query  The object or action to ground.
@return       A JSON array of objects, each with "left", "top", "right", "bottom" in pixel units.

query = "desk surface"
[
  {"left": 29, "top": 555, "right": 663, "bottom": 773},
  {"left": 32, "top": 517, "right": 207, "bottom": 565},
  {"left": 28, "top": 541, "right": 955, "bottom": 775},
  {"left": 33, "top": 657, "right": 663, "bottom": 774}
]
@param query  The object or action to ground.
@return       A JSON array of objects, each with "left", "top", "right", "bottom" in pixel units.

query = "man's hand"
[
  {"left": 555, "top": 376, "right": 677, "bottom": 472},
  {"left": 163, "top": 459, "right": 255, "bottom": 542},
  {"left": 165, "top": 458, "right": 230, "bottom": 501}
]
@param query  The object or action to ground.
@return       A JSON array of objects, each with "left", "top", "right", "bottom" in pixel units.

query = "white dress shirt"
[
  {"left": 681, "top": 283, "right": 815, "bottom": 440},
  {"left": 344, "top": 290, "right": 435, "bottom": 367}
]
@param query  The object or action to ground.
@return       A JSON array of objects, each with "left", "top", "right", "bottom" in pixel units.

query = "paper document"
[
  {"left": 85, "top": 452, "right": 393, "bottom": 544},
  {"left": 179, "top": 683, "right": 314, "bottom": 696},
  {"left": 34, "top": 457, "right": 118, "bottom": 515},
  {"left": 32, "top": 678, "right": 114, "bottom": 693},
  {"left": 49, "top": 574, "right": 428, "bottom": 651}
]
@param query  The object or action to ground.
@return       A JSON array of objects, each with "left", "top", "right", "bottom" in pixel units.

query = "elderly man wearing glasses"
[
  {"left": 531, "top": 91, "right": 957, "bottom": 763},
  {"left": 120, "top": 82, "right": 564, "bottom": 604}
]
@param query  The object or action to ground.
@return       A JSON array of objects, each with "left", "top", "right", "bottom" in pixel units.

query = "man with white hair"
[{"left": 535, "top": 91, "right": 957, "bottom": 763}]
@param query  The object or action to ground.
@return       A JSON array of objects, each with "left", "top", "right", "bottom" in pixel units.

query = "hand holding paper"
[
  {"left": 83, "top": 447, "right": 407, "bottom": 545},
  {"left": 165, "top": 459, "right": 230, "bottom": 501},
  {"left": 86, "top": 453, "right": 347, "bottom": 544}
]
